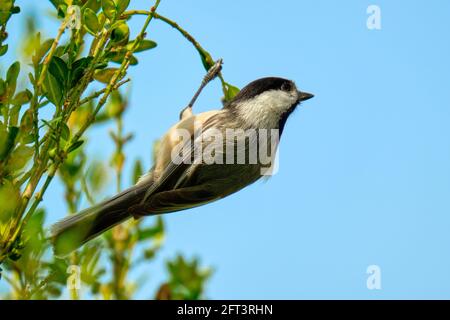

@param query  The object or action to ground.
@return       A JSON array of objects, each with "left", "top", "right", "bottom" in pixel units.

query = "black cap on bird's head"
[{"left": 231, "top": 77, "right": 313, "bottom": 105}]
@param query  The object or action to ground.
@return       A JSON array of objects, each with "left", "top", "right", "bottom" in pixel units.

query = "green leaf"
[
  {"left": 0, "top": 0, "right": 13, "bottom": 25},
  {"left": 0, "top": 126, "right": 19, "bottom": 160},
  {"left": 7, "top": 144, "right": 34, "bottom": 171},
  {"left": 0, "top": 0, "right": 13, "bottom": 10},
  {"left": 110, "top": 22, "right": 129, "bottom": 45},
  {"left": 8, "top": 104, "right": 21, "bottom": 127},
  {"left": 23, "top": 208, "right": 46, "bottom": 253},
  {"left": 48, "top": 56, "right": 69, "bottom": 90},
  {"left": 60, "top": 122, "right": 70, "bottom": 141},
  {"left": 53, "top": 46, "right": 66, "bottom": 59},
  {"left": 48, "top": 0, "right": 65, "bottom": 10},
  {"left": 137, "top": 217, "right": 164, "bottom": 241},
  {"left": 57, "top": 4, "right": 68, "bottom": 18},
  {"left": 24, "top": 208, "right": 45, "bottom": 238},
  {"left": 94, "top": 61, "right": 108, "bottom": 70},
  {"left": 70, "top": 56, "right": 93, "bottom": 87},
  {"left": 43, "top": 115, "right": 59, "bottom": 130},
  {"left": 0, "top": 44, "right": 8, "bottom": 56},
  {"left": 164, "top": 255, "right": 212, "bottom": 300},
  {"left": 19, "top": 109, "right": 34, "bottom": 140},
  {"left": 83, "top": 0, "right": 102, "bottom": 13},
  {"left": 67, "top": 140, "right": 84, "bottom": 153},
  {"left": 101, "top": 0, "right": 116, "bottom": 20},
  {"left": 223, "top": 82, "right": 240, "bottom": 102},
  {"left": 43, "top": 72, "right": 64, "bottom": 107},
  {"left": 0, "top": 0, "right": 13, "bottom": 11},
  {"left": 0, "top": 180, "right": 21, "bottom": 222},
  {"left": 83, "top": 8, "right": 100, "bottom": 35},
  {"left": 11, "top": 89, "right": 32, "bottom": 105},
  {"left": 115, "top": 0, "right": 130, "bottom": 15},
  {"left": 93, "top": 68, "right": 118, "bottom": 84},
  {"left": 6, "top": 61, "right": 20, "bottom": 98},
  {"left": 127, "top": 39, "right": 157, "bottom": 53},
  {"left": 110, "top": 52, "right": 137, "bottom": 65},
  {"left": 198, "top": 50, "right": 214, "bottom": 70},
  {"left": 8, "top": 251, "right": 21, "bottom": 261},
  {"left": 34, "top": 38, "right": 54, "bottom": 65},
  {"left": 0, "top": 78, "right": 5, "bottom": 92},
  {"left": 44, "top": 258, "right": 69, "bottom": 287},
  {"left": 0, "top": 79, "right": 6, "bottom": 99}
]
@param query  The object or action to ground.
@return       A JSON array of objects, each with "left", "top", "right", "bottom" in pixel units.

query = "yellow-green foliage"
[{"left": 0, "top": 0, "right": 219, "bottom": 300}]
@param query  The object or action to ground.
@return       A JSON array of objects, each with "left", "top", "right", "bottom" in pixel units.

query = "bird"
[{"left": 51, "top": 76, "right": 314, "bottom": 256}]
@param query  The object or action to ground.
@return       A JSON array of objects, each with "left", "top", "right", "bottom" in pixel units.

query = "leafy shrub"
[{"left": 0, "top": 0, "right": 234, "bottom": 299}]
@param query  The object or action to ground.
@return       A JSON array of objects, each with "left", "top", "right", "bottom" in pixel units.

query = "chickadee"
[{"left": 51, "top": 76, "right": 314, "bottom": 256}]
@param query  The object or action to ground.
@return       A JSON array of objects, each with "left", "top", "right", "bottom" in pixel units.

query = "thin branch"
[
  {"left": 122, "top": 10, "right": 228, "bottom": 96},
  {"left": 18, "top": 16, "right": 69, "bottom": 216},
  {"left": 37, "top": 21, "right": 68, "bottom": 88},
  {"left": 78, "top": 78, "right": 130, "bottom": 106},
  {"left": 19, "top": 164, "right": 57, "bottom": 232},
  {"left": 31, "top": 17, "right": 69, "bottom": 161},
  {"left": 28, "top": 273, "right": 55, "bottom": 299},
  {"left": 71, "top": 1, "right": 161, "bottom": 146},
  {"left": 122, "top": 10, "right": 209, "bottom": 62},
  {"left": 14, "top": 0, "right": 162, "bottom": 240}
]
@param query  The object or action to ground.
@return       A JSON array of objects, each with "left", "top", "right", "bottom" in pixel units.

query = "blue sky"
[{"left": 4, "top": 0, "right": 450, "bottom": 299}]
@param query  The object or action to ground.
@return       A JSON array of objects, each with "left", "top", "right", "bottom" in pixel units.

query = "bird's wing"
[
  {"left": 131, "top": 182, "right": 225, "bottom": 216},
  {"left": 139, "top": 112, "right": 223, "bottom": 205}
]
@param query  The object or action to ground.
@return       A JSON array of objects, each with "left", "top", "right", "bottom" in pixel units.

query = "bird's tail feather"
[{"left": 51, "top": 184, "right": 148, "bottom": 257}]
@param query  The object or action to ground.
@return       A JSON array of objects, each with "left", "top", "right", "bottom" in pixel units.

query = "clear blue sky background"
[{"left": 3, "top": 0, "right": 450, "bottom": 299}]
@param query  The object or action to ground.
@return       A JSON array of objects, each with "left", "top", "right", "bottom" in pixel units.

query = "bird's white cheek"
[{"left": 238, "top": 90, "right": 294, "bottom": 128}]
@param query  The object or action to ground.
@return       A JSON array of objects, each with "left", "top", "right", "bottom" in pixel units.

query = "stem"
[
  {"left": 116, "top": 117, "right": 123, "bottom": 193},
  {"left": 122, "top": 10, "right": 228, "bottom": 96},
  {"left": 11, "top": 0, "right": 162, "bottom": 243},
  {"left": 105, "top": 2, "right": 165, "bottom": 292},
  {"left": 15, "top": 164, "right": 57, "bottom": 239},
  {"left": 37, "top": 20, "right": 68, "bottom": 88},
  {"left": 69, "top": 250, "right": 79, "bottom": 300},
  {"left": 28, "top": 273, "right": 55, "bottom": 299},
  {"left": 78, "top": 79, "right": 130, "bottom": 106},
  {"left": 14, "top": 17, "right": 69, "bottom": 224},
  {"left": 122, "top": 10, "right": 207, "bottom": 61},
  {"left": 31, "top": 17, "right": 69, "bottom": 161},
  {"left": 71, "top": 0, "right": 161, "bottom": 146},
  {"left": 187, "top": 59, "right": 223, "bottom": 110}
]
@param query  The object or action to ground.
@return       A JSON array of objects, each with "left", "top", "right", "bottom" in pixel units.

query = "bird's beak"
[{"left": 298, "top": 91, "right": 314, "bottom": 102}]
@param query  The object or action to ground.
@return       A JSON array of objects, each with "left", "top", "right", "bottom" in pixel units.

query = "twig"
[
  {"left": 19, "top": 164, "right": 57, "bottom": 232},
  {"left": 187, "top": 58, "right": 223, "bottom": 110},
  {"left": 14, "top": 0, "right": 162, "bottom": 241},
  {"left": 122, "top": 10, "right": 229, "bottom": 96},
  {"left": 27, "top": 273, "right": 55, "bottom": 299},
  {"left": 16, "top": 16, "right": 69, "bottom": 221},
  {"left": 78, "top": 78, "right": 130, "bottom": 106},
  {"left": 71, "top": 1, "right": 161, "bottom": 146},
  {"left": 31, "top": 16, "right": 69, "bottom": 161}
]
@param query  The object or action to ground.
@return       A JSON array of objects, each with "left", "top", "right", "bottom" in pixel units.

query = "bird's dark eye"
[{"left": 281, "top": 82, "right": 292, "bottom": 92}]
